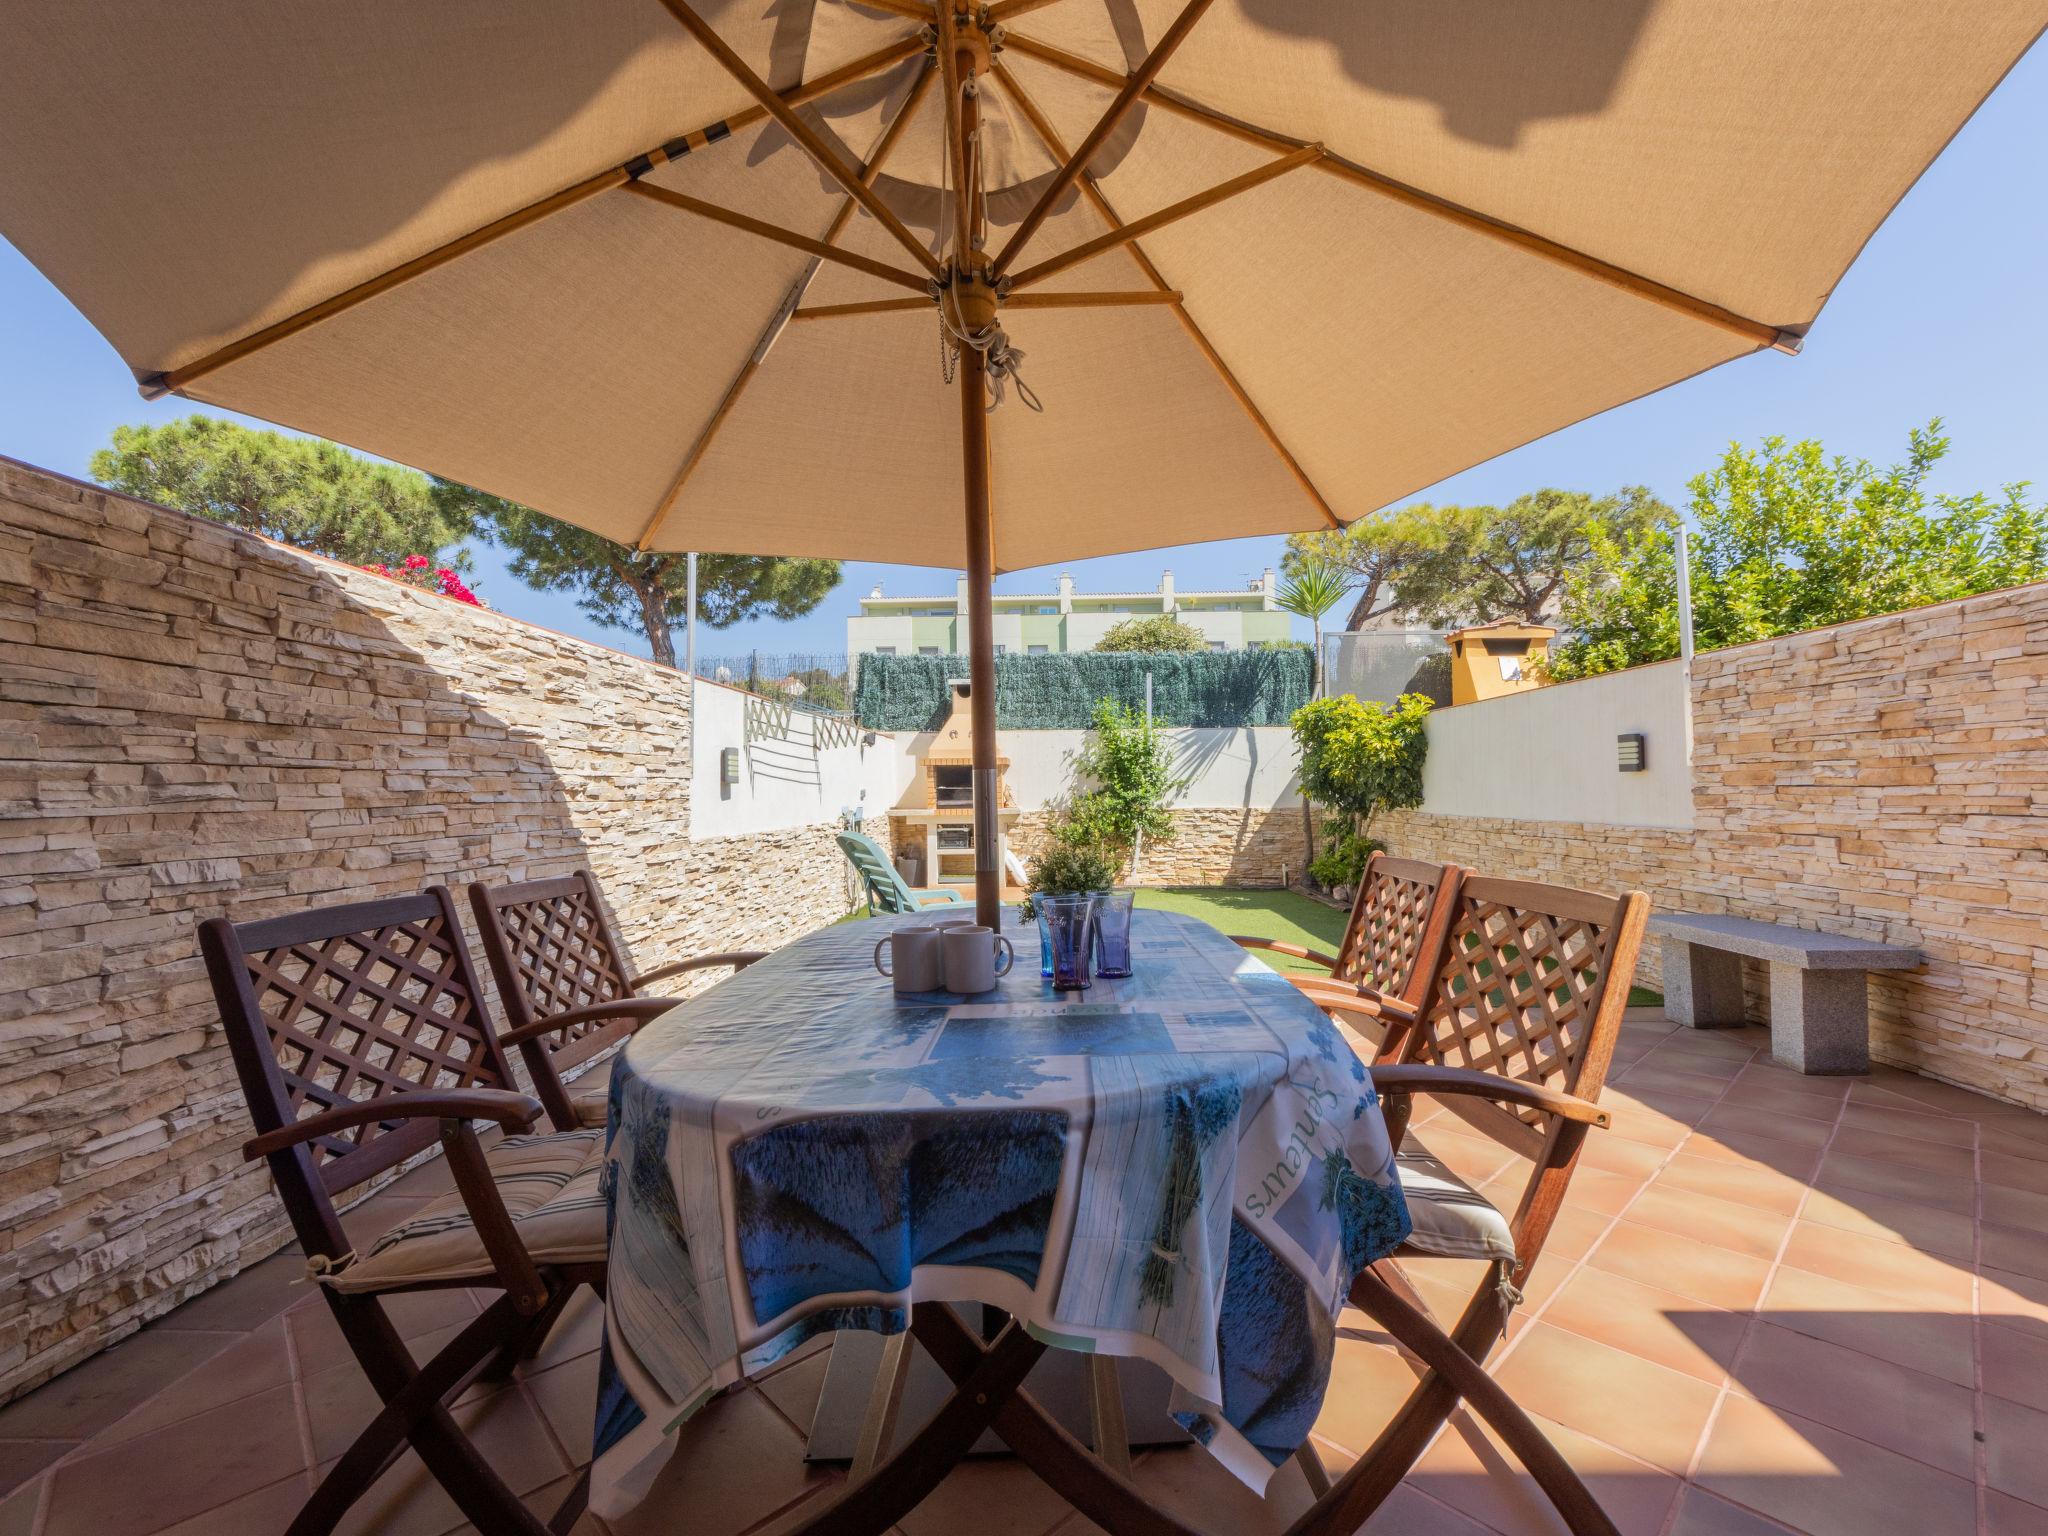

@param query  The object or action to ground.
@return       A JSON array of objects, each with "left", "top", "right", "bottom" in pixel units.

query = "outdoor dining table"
[{"left": 588, "top": 905, "right": 1412, "bottom": 1528}]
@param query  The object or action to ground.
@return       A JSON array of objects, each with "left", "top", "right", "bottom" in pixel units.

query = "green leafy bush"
[
  {"left": 1309, "top": 831, "right": 1384, "bottom": 891},
  {"left": 1024, "top": 833, "right": 1121, "bottom": 900},
  {"left": 1095, "top": 615, "right": 1209, "bottom": 652},
  {"left": 1549, "top": 421, "right": 2048, "bottom": 679},
  {"left": 1066, "top": 700, "right": 1184, "bottom": 863},
  {"left": 1291, "top": 693, "right": 1432, "bottom": 866}
]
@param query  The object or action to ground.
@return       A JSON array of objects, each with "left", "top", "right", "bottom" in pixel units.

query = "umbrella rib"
[
  {"left": 624, "top": 183, "right": 929, "bottom": 291},
  {"left": 993, "top": 60, "right": 1342, "bottom": 531},
  {"left": 1002, "top": 31, "right": 1803, "bottom": 354},
  {"left": 792, "top": 290, "right": 1180, "bottom": 319},
  {"left": 991, "top": 0, "right": 1217, "bottom": 279},
  {"left": 657, "top": 0, "right": 943, "bottom": 279},
  {"left": 986, "top": 0, "right": 1078, "bottom": 20},
  {"left": 137, "top": 34, "right": 925, "bottom": 398},
  {"left": 633, "top": 59, "right": 938, "bottom": 553},
  {"left": 1004, "top": 144, "right": 1323, "bottom": 291}
]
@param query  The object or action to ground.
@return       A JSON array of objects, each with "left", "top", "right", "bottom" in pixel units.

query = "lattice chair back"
[
  {"left": 198, "top": 888, "right": 522, "bottom": 1250},
  {"left": 1331, "top": 853, "right": 1461, "bottom": 1008},
  {"left": 468, "top": 870, "right": 636, "bottom": 1078},
  {"left": 1399, "top": 876, "right": 1648, "bottom": 1159}
]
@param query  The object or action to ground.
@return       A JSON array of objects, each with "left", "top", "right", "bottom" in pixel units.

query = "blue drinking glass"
[
  {"left": 1041, "top": 894, "right": 1097, "bottom": 991},
  {"left": 1035, "top": 905, "right": 1055, "bottom": 977},
  {"left": 1092, "top": 888, "right": 1135, "bottom": 978}
]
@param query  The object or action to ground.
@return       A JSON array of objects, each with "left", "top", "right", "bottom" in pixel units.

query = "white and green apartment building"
[{"left": 847, "top": 569, "right": 1291, "bottom": 656}]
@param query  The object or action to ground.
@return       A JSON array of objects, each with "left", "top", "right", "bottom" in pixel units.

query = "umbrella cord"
[
  {"left": 931, "top": 62, "right": 1040, "bottom": 411},
  {"left": 937, "top": 292, "right": 1041, "bottom": 413}
]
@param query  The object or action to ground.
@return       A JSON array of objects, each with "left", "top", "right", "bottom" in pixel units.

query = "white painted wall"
[
  {"left": 1419, "top": 660, "right": 1693, "bottom": 828},
  {"left": 844, "top": 613, "right": 917, "bottom": 656},
  {"left": 883, "top": 725, "right": 1300, "bottom": 811},
  {"left": 695, "top": 658, "right": 1676, "bottom": 839},
  {"left": 689, "top": 678, "right": 903, "bottom": 839}
]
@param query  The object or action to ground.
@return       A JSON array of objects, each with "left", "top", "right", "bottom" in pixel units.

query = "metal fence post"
[
  {"left": 1676, "top": 526, "right": 1696, "bottom": 764},
  {"left": 1131, "top": 671, "right": 1154, "bottom": 882},
  {"left": 685, "top": 552, "right": 698, "bottom": 678}
]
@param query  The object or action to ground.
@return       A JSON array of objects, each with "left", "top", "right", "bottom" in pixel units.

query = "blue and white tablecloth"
[{"left": 590, "top": 907, "right": 1410, "bottom": 1517}]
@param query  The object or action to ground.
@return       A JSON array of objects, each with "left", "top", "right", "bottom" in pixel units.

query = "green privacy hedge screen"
[{"left": 853, "top": 650, "right": 1313, "bottom": 731}]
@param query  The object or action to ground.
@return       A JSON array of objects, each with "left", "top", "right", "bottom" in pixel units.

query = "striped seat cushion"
[
  {"left": 327, "top": 1128, "right": 608, "bottom": 1294},
  {"left": 570, "top": 1083, "right": 608, "bottom": 1129},
  {"left": 1395, "top": 1137, "right": 1518, "bottom": 1264}
]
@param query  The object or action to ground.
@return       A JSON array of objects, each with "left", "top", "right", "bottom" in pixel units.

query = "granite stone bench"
[{"left": 1647, "top": 913, "right": 1924, "bottom": 1075}]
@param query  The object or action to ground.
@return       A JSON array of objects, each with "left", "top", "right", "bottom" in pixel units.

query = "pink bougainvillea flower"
[{"left": 402, "top": 553, "right": 431, "bottom": 570}]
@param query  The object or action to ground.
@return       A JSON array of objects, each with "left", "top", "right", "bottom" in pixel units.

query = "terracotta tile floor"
[{"left": 5, "top": 1008, "right": 2048, "bottom": 1536}]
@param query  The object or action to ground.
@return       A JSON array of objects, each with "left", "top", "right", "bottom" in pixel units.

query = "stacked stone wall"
[
  {"left": 0, "top": 459, "right": 849, "bottom": 1402},
  {"left": 916, "top": 806, "right": 1307, "bottom": 889},
  {"left": 1385, "top": 580, "right": 2048, "bottom": 1112}
]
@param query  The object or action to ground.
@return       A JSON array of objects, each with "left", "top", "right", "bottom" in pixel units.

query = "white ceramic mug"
[
  {"left": 941, "top": 925, "right": 1015, "bottom": 995},
  {"left": 874, "top": 925, "right": 945, "bottom": 993}
]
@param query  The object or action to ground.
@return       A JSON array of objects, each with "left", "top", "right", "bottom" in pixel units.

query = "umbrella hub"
[
  {"left": 933, "top": 260, "right": 1039, "bottom": 412},
  {"left": 946, "top": 263, "right": 1001, "bottom": 333},
  {"left": 945, "top": 17, "right": 997, "bottom": 79}
]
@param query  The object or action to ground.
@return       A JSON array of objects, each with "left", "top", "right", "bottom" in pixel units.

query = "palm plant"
[
  {"left": 1275, "top": 556, "right": 1354, "bottom": 878},
  {"left": 1276, "top": 557, "right": 1353, "bottom": 697}
]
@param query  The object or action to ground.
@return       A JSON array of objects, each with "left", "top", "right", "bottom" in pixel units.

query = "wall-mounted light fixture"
[
  {"left": 719, "top": 746, "right": 740, "bottom": 797},
  {"left": 1616, "top": 733, "right": 1646, "bottom": 773}
]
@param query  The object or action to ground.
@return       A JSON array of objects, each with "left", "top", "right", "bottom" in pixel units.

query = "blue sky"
[{"left": 4, "top": 40, "right": 2043, "bottom": 663}]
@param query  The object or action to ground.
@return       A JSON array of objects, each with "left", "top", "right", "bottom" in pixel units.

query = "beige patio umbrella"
[{"left": 2, "top": 1, "right": 2040, "bottom": 925}]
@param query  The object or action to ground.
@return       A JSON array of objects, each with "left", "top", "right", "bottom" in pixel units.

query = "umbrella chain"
[{"left": 934, "top": 275, "right": 1040, "bottom": 413}]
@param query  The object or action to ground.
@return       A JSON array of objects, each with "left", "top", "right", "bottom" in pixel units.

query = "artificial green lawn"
[
  {"left": 1135, "top": 887, "right": 1666, "bottom": 1007},
  {"left": 1133, "top": 886, "right": 1348, "bottom": 976}
]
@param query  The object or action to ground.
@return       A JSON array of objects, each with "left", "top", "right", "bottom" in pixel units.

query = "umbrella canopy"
[
  {"left": 4, "top": 1, "right": 2039, "bottom": 565},
  {"left": 3, "top": 0, "right": 2040, "bottom": 921}
]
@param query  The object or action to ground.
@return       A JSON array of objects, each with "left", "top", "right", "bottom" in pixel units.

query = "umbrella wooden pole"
[
  {"left": 945, "top": 2, "right": 1003, "bottom": 931},
  {"left": 960, "top": 343, "right": 1001, "bottom": 929}
]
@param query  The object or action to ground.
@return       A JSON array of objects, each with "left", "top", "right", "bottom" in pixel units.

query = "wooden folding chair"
[
  {"left": 1233, "top": 853, "right": 1462, "bottom": 1055},
  {"left": 1298, "top": 874, "right": 1652, "bottom": 1536},
  {"left": 199, "top": 888, "right": 607, "bottom": 1536},
  {"left": 468, "top": 869, "right": 764, "bottom": 1132}
]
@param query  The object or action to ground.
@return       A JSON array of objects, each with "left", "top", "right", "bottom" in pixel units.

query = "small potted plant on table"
[{"left": 1022, "top": 834, "right": 1119, "bottom": 990}]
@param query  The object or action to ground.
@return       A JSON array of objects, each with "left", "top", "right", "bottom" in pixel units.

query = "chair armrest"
[
  {"left": 242, "top": 1088, "right": 544, "bottom": 1161},
  {"left": 1367, "top": 1065, "right": 1610, "bottom": 1128},
  {"left": 632, "top": 951, "right": 766, "bottom": 988},
  {"left": 1229, "top": 935, "right": 1342, "bottom": 971},
  {"left": 1287, "top": 978, "right": 1418, "bottom": 1022},
  {"left": 913, "top": 888, "right": 968, "bottom": 906},
  {"left": 497, "top": 997, "right": 677, "bottom": 1049}
]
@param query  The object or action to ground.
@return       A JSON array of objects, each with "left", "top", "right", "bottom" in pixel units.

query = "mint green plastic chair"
[{"left": 836, "top": 831, "right": 968, "bottom": 915}]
